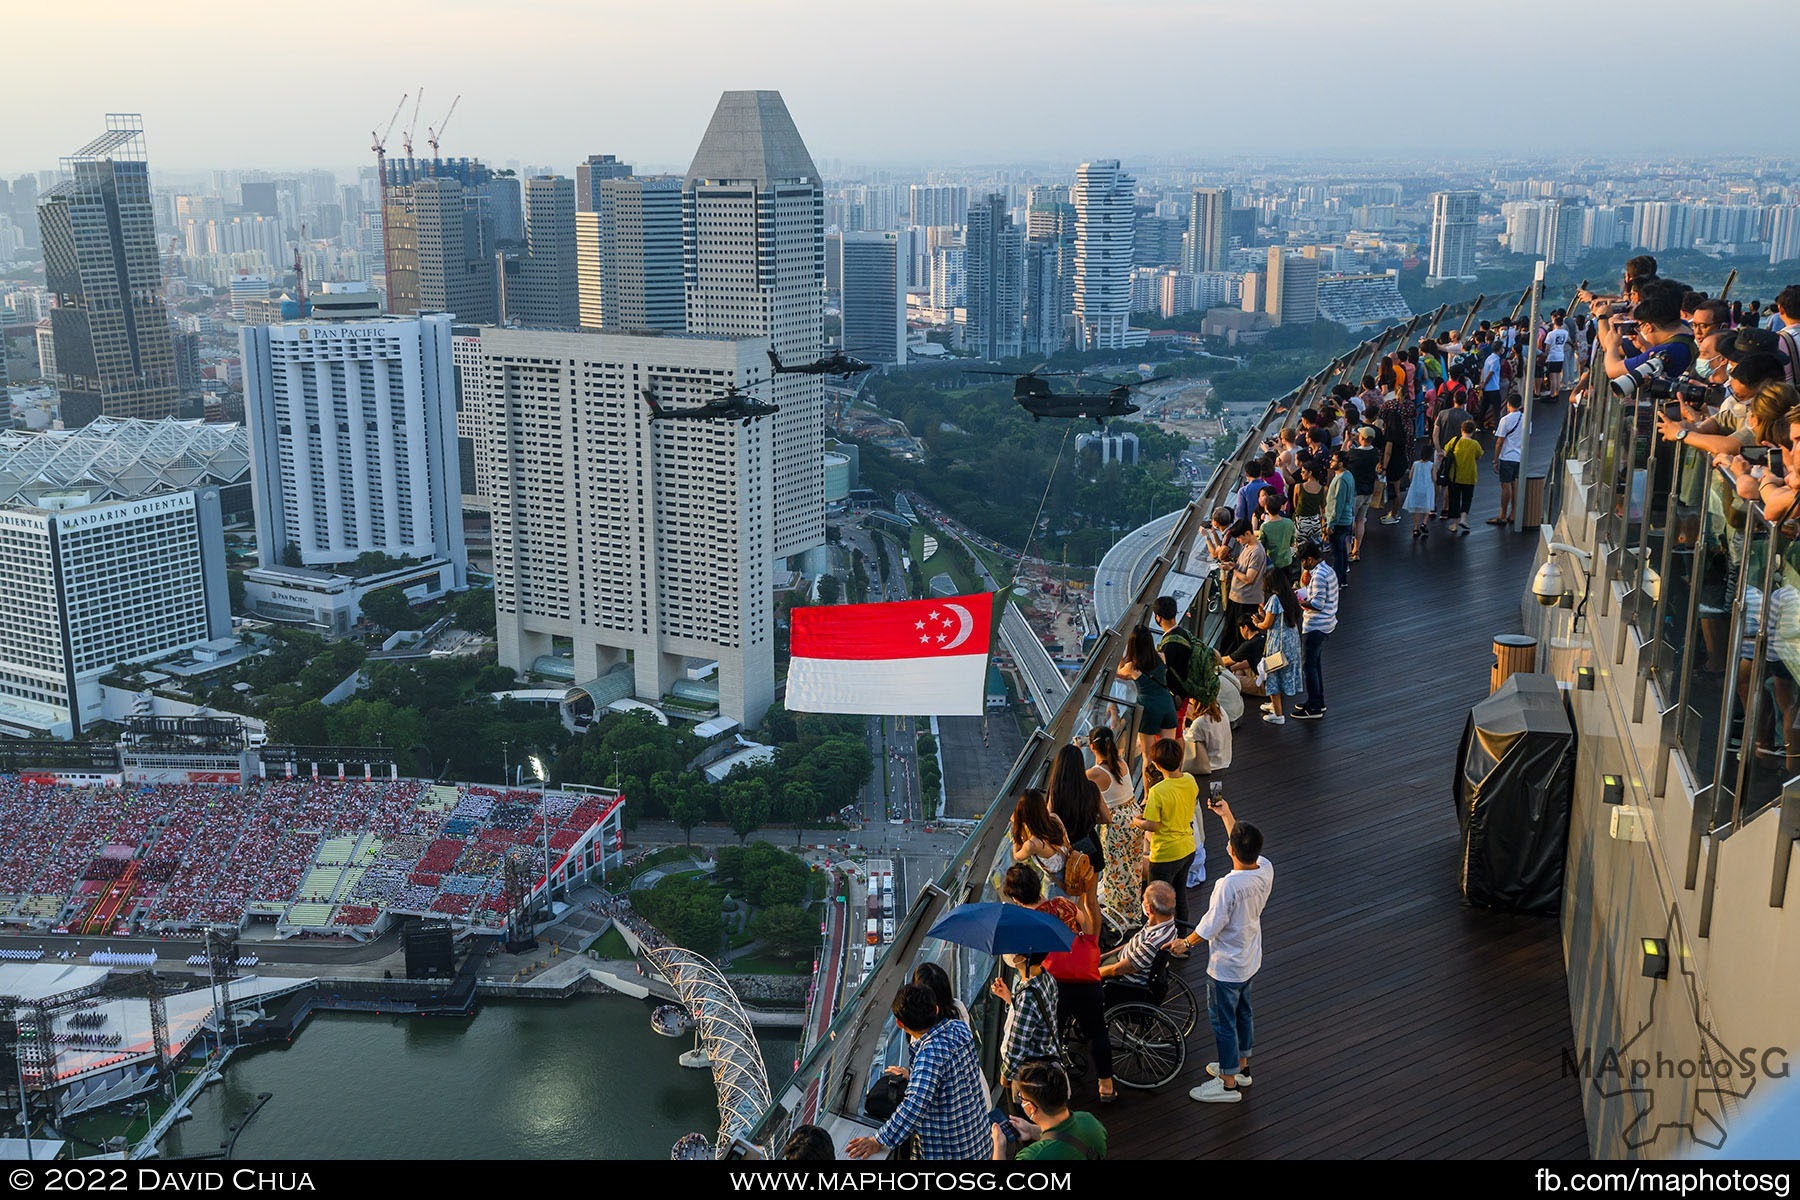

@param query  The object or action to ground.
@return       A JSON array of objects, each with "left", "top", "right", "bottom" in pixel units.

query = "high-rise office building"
[
  {"left": 838, "top": 231, "right": 906, "bottom": 365},
  {"left": 1544, "top": 198, "right": 1584, "bottom": 267},
  {"left": 0, "top": 487, "right": 230, "bottom": 737},
  {"left": 1428, "top": 191, "right": 1480, "bottom": 283},
  {"left": 1072, "top": 160, "right": 1138, "bottom": 349},
  {"left": 1023, "top": 241, "right": 1062, "bottom": 357},
  {"left": 1264, "top": 247, "right": 1319, "bottom": 327},
  {"left": 229, "top": 273, "right": 270, "bottom": 323},
  {"left": 575, "top": 154, "right": 634, "bottom": 212},
  {"left": 37, "top": 116, "right": 178, "bottom": 427},
  {"left": 965, "top": 194, "right": 1024, "bottom": 361},
  {"left": 240, "top": 312, "right": 467, "bottom": 596},
  {"left": 384, "top": 176, "right": 496, "bottom": 323},
  {"left": 583, "top": 176, "right": 685, "bottom": 332},
  {"left": 240, "top": 179, "right": 278, "bottom": 217},
  {"left": 576, "top": 213, "right": 603, "bottom": 329},
  {"left": 171, "top": 328, "right": 201, "bottom": 392},
  {"left": 683, "top": 90, "right": 824, "bottom": 562},
  {"left": 1026, "top": 188, "right": 1077, "bottom": 355},
  {"left": 929, "top": 246, "right": 966, "bottom": 310},
  {"left": 507, "top": 176, "right": 578, "bottom": 326},
  {"left": 909, "top": 185, "right": 968, "bottom": 229},
  {"left": 1133, "top": 214, "right": 1182, "bottom": 268},
  {"left": 1184, "top": 186, "right": 1231, "bottom": 275},
  {"left": 469, "top": 327, "right": 774, "bottom": 727}
]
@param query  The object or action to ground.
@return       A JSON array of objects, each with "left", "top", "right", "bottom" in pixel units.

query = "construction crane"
[
  {"left": 291, "top": 221, "right": 309, "bottom": 315},
  {"left": 401, "top": 87, "right": 424, "bottom": 161},
  {"left": 426, "top": 94, "right": 461, "bottom": 159},
  {"left": 372, "top": 92, "right": 409, "bottom": 312},
  {"left": 370, "top": 91, "right": 409, "bottom": 189}
]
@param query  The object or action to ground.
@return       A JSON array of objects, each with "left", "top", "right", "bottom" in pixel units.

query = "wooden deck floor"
[{"left": 1106, "top": 409, "right": 1590, "bottom": 1159}]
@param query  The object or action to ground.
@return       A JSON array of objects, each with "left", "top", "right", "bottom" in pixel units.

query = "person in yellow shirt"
[
  {"left": 1443, "top": 418, "right": 1484, "bottom": 535},
  {"left": 1132, "top": 738, "right": 1198, "bottom": 937}
]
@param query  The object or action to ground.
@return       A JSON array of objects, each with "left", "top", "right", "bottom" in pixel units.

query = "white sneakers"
[
  {"left": 1189, "top": 1077, "right": 1243, "bottom": 1104},
  {"left": 1206, "top": 1061, "right": 1252, "bottom": 1086},
  {"left": 1262, "top": 712, "right": 1285, "bottom": 725}
]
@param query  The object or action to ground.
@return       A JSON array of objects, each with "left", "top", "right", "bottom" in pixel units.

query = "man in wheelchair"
[{"left": 1098, "top": 879, "right": 1179, "bottom": 1007}]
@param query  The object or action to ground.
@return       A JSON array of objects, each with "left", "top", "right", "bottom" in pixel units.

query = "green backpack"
[{"left": 1160, "top": 627, "right": 1220, "bottom": 710}]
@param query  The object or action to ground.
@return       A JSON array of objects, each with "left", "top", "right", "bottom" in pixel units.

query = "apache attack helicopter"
[{"left": 640, "top": 380, "right": 779, "bottom": 427}]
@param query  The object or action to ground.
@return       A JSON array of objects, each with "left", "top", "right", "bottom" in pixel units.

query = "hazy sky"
[{"left": 9, "top": 0, "right": 1792, "bottom": 175}]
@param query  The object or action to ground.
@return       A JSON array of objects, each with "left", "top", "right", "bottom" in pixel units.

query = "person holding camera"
[
  {"left": 1595, "top": 285, "right": 1694, "bottom": 389},
  {"left": 1719, "top": 381, "right": 1800, "bottom": 524},
  {"left": 1175, "top": 795, "right": 1273, "bottom": 1105},
  {"left": 1656, "top": 336, "right": 1786, "bottom": 456}
]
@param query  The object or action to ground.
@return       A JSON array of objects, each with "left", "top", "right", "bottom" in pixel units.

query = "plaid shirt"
[
  {"left": 1000, "top": 970, "right": 1062, "bottom": 1079},
  {"left": 876, "top": 1017, "right": 991, "bottom": 1160}
]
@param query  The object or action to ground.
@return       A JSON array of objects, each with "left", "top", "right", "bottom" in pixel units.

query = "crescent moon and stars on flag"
[{"left": 913, "top": 603, "right": 975, "bottom": 652}]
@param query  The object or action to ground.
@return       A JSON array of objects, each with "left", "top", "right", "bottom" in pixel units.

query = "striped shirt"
[
  {"left": 1117, "top": 918, "right": 1178, "bottom": 986},
  {"left": 1300, "top": 561, "right": 1340, "bottom": 634}
]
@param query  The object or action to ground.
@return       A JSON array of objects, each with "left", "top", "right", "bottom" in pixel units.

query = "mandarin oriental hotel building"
[{"left": 0, "top": 487, "right": 231, "bottom": 738}]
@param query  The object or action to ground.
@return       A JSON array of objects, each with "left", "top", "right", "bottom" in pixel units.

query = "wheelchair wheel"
[
  {"left": 1105, "top": 1002, "right": 1185, "bottom": 1090},
  {"left": 1061, "top": 1028, "right": 1093, "bottom": 1082},
  {"left": 1161, "top": 972, "right": 1198, "bottom": 1037}
]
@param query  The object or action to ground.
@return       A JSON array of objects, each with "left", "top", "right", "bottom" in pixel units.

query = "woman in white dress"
[{"left": 1008, "top": 786, "right": 1071, "bottom": 896}]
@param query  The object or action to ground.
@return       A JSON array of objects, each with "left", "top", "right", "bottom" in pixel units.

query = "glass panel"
[
  {"left": 1610, "top": 403, "right": 1656, "bottom": 607},
  {"left": 1677, "top": 469, "right": 1746, "bottom": 813},
  {"left": 1652, "top": 445, "right": 1710, "bottom": 704},
  {"left": 1710, "top": 500, "right": 1773, "bottom": 831},
  {"left": 1738, "top": 527, "right": 1800, "bottom": 825},
  {"left": 1627, "top": 427, "right": 1675, "bottom": 631}
]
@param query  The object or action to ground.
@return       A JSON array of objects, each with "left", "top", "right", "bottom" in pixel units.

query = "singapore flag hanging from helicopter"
[{"left": 787, "top": 595, "right": 993, "bottom": 716}]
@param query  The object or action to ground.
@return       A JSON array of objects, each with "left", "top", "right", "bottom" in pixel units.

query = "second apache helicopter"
[
  {"left": 766, "top": 349, "right": 877, "bottom": 379},
  {"left": 640, "top": 380, "right": 779, "bottom": 426},
  {"left": 969, "top": 366, "right": 1175, "bottom": 424}
]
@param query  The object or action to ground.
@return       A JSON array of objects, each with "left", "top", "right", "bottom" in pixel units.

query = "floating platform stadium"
[
  {"left": 0, "top": 961, "right": 311, "bottom": 1118},
  {"left": 0, "top": 771, "right": 625, "bottom": 940}
]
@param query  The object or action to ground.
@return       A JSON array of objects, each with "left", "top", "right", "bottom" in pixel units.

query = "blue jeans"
[
  {"left": 1208, "top": 974, "right": 1254, "bottom": 1077},
  {"left": 1328, "top": 525, "right": 1351, "bottom": 582},
  {"left": 1302, "top": 629, "right": 1328, "bottom": 711}
]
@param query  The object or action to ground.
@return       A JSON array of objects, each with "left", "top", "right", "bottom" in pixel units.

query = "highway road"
[
  {"left": 1000, "top": 604, "right": 1068, "bottom": 714},
  {"left": 1094, "top": 508, "right": 1184, "bottom": 628}
]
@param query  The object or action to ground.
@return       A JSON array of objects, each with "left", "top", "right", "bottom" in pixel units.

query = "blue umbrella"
[{"left": 927, "top": 902, "right": 1075, "bottom": 956}]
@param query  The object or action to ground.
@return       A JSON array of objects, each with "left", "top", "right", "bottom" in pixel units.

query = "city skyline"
[{"left": 7, "top": 0, "right": 1786, "bottom": 173}]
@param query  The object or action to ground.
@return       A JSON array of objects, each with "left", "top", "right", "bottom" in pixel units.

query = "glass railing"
[
  {"left": 1551, "top": 313, "right": 1800, "bottom": 939},
  {"left": 746, "top": 299, "right": 1493, "bottom": 1151}
]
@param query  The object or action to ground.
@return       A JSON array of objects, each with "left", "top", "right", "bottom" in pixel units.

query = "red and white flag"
[{"left": 788, "top": 594, "right": 993, "bottom": 716}]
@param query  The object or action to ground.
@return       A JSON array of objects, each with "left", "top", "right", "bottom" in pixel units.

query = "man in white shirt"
[
  {"left": 1480, "top": 340, "right": 1504, "bottom": 429},
  {"left": 1540, "top": 313, "right": 1571, "bottom": 398},
  {"left": 1490, "top": 394, "right": 1525, "bottom": 526},
  {"left": 1178, "top": 798, "right": 1273, "bottom": 1104}
]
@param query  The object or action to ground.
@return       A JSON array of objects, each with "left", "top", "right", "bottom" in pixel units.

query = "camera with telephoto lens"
[
  {"left": 1611, "top": 354, "right": 1672, "bottom": 399},
  {"left": 1671, "top": 378, "right": 1717, "bottom": 407}
]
